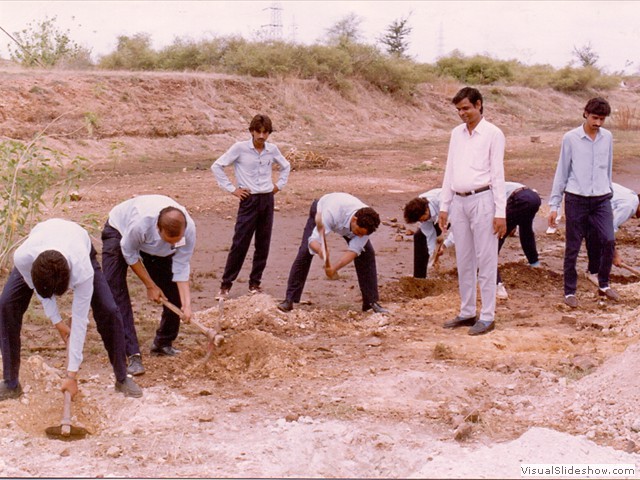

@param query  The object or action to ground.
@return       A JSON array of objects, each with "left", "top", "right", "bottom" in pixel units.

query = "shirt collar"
[{"left": 463, "top": 117, "right": 487, "bottom": 136}]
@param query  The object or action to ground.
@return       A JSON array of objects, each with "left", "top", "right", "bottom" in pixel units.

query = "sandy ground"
[{"left": 1, "top": 69, "right": 640, "bottom": 478}]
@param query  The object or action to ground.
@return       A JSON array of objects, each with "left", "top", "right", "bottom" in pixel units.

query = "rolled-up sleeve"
[
  {"left": 273, "top": 147, "right": 291, "bottom": 191},
  {"left": 211, "top": 144, "right": 239, "bottom": 193}
]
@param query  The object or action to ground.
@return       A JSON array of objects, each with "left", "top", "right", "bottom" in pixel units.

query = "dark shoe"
[
  {"left": 443, "top": 315, "right": 477, "bottom": 329},
  {"left": 468, "top": 321, "right": 495, "bottom": 336},
  {"left": 277, "top": 299, "right": 293, "bottom": 312},
  {"left": 216, "top": 287, "right": 230, "bottom": 300},
  {"left": 564, "top": 294, "right": 579, "bottom": 308},
  {"left": 0, "top": 381, "right": 22, "bottom": 401},
  {"left": 363, "top": 302, "right": 389, "bottom": 314},
  {"left": 150, "top": 343, "right": 181, "bottom": 356},
  {"left": 115, "top": 376, "right": 143, "bottom": 398},
  {"left": 248, "top": 284, "right": 263, "bottom": 294},
  {"left": 127, "top": 354, "right": 145, "bottom": 376},
  {"left": 598, "top": 287, "right": 621, "bottom": 301}
]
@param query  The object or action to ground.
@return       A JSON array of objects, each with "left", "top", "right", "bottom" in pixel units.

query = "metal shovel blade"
[
  {"left": 45, "top": 390, "right": 89, "bottom": 441},
  {"left": 45, "top": 424, "right": 89, "bottom": 441}
]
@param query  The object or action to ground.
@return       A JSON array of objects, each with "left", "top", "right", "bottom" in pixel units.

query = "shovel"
[
  {"left": 160, "top": 298, "right": 223, "bottom": 360},
  {"left": 45, "top": 391, "right": 89, "bottom": 441},
  {"left": 619, "top": 262, "right": 640, "bottom": 277}
]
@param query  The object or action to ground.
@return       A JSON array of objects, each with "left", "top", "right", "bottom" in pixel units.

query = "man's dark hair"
[
  {"left": 403, "top": 197, "right": 429, "bottom": 223},
  {"left": 583, "top": 97, "right": 611, "bottom": 117},
  {"left": 158, "top": 206, "right": 187, "bottom": 237},
  {"left": 31, "top": 250, "right": 70, "bottom": 298},
  {"left": 452, "top": 87, "right": 484, "bottom": 114},
  {"left": 354, "top": 207, "right": 381, "bottom": 234},
  {"left": 249, "top": 114, "right": 273, "bottom": 134}
]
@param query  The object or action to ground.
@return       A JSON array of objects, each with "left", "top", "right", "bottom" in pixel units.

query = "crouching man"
[
  {"left": 277, "top": 192, "right": 388, "bottom": 314},
  {"left": 0, "top": 219, "right": 142, "bottom": 401}
]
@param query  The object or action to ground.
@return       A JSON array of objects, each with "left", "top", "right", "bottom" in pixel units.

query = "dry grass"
[{"left": 284, "top": 147, "right": 340, "bottom": 171}]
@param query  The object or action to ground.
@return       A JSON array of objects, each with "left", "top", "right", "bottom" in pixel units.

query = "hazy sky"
[{"left": 0, "top": 1, "right": 638, "bottom": 73}]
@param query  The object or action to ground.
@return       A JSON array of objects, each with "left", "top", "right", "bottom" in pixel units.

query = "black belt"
[{"left": 455, "top": 185, "right": 491, "bottom": 197}]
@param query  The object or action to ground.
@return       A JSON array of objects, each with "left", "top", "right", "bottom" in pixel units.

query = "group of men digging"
[{"left": 0, "top": 88, "right": 636, "bottom": 405}]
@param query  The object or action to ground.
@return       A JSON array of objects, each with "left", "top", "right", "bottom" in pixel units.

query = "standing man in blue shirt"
[
  {"left": 101, "top": 195, "right": 196, "bottom": 375},
  {"left": 211, "top": 114, "right": 291, "bottom": 299},
  {"left": 584, "top": 182, "right": 640, "bottom": 284},
  {"left": 548, "top": 97, "right": 618, "bottom": 308}
]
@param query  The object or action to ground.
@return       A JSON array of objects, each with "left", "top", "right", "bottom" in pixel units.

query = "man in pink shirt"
[{"left": 438, "top": 87, "right": 507, "bottom": 335}]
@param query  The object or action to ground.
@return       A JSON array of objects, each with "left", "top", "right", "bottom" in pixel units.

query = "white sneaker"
[
  {"left": 496, "top": 282, "right": 509, "bottom": 299},
  {"left": 585, "top": 271, "right": 599, "bottom": 287}
]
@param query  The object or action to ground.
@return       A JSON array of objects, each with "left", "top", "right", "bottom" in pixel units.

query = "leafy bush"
[
  {"left": 98, "top": 33, "right": 158, "bottom": 70},
  {"left": 0, "top": 139, "right": 87, "bottom": 268},
  {"left": 435, "top": 51, "right": 514, "bottom": 84},
  {"left": 8, "top": 16, "right": 92, "bottom": 68},
  {"left": 549, "top": 66, "right": 602, "bottom": 93}
]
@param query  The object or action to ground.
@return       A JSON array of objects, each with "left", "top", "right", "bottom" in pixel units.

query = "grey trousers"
[{"left": 449, "top": 190, "right": 498, "bottom": 323}]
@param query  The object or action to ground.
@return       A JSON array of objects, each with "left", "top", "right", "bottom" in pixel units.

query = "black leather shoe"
[
  {"left": 443, "top": 315, "right": 477, "bottom": 329},
  {"left": 0, "top": 381, "right": 22, "bottom": 401},
  {"left": 363, "top": 302, "right": 389, "bottom": 314},
  {"left": 277, "top": 299, "right": 293, "bottom": 312},
  {"left": 598, "top": 287, "right": 621, "bottom": 301},
  {"left": 468, "top": 321, "right": 495, "bottom": 336},
  {"left": 150, "top": 344, "right": 181, "bottom": 356}
]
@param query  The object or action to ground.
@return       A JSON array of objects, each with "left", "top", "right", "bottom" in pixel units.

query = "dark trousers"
[
  {"left": 221, "top": 193, "right": 275, "bottom": 290},
  {"left": 284, "top": 200, "right": 380, "bottom": 308},
  {"left": 0, "top": 246, "right": 128, "bottom": 387},
  {"left": 101, "top": 224, "right": 181, "bottom": 355},
  {"left": 412, "top": 222, "right": 443, "bottom": 279},
  {"left": 563, "top": 192, "right": 615, "bottom": 294},
  {"left": 497, "top": 188, "right": 541, "bottom": 283}
]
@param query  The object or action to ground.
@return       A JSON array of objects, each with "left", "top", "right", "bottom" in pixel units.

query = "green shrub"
[
  {"left": 435, "top": 51, "right": 514, "bottom": 84},
  {"left": 0, "top": 139, "right": 87, "bottom": 268},
  {"left": 8, "top": 15, "right": 93, "bottom": 68},
  {"left": 549, "top": 66, "right": 601, "bottom": 92},
  {"left": 98, "top": 33, "right": 158, "bottom": 70}
]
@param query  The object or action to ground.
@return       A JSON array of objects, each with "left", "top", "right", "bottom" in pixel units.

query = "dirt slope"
[{"left": 1, "top": 67, "right": 640, "bottom": 478}]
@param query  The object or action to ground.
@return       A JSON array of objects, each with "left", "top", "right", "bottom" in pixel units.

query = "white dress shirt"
[
  {"left": 108, "top": 195, "right": 196, "bottom": 282},
  {"left": 211, "top": 138, "right": 291, "bottom": 194},
  {"left": 440, "top": 117, "right": 507, "bottom": 218},
  {"left": 308, "top": 193, "right": 370, "bottom": 255},
  {"left": 611, "top": 182, "right": 639, "bottom": 232},
  {"left": 13, "top": 219, "right": 94, "bottom": 372}
]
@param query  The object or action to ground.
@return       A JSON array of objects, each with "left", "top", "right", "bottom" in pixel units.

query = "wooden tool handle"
[
  {"left": 61, "top": 390, "right": 72, "bottom": 435},
  {"left": 620, "top": 262, "right": 640, "bottom": 277},
  {"left": 160, "top": 298, "right": 185, "bottom": 318}
]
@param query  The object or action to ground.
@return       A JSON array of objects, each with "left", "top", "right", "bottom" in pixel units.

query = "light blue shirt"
[
  {"left": 13, "top": 219, "right": 94, "bottom": 372},
  {"left": 549, "top": 124, "right": 613, "bottom": 212},
  {"left": 211, "top": 138, "right": 291, "bottom": 194},
  {"left": 308, "top": 193, "right": 370, "bottom": 256},
  {"left": 108, "top": 195, "right": 196, "bottom": 282},
  {"left": 611, "top": 182, "right": 639, "bottom": 232}
]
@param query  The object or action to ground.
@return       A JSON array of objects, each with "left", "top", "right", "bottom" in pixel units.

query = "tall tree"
[
  {"left": 325, "top": 13, "right": 363, "bottom": 46},
  {"left": 572, "top": 41, "right": 599, "bottom": 67},
  {"left": 379, "top": 14, "right": 413, "bottom": 57},
  {"left": 7, "top": 15, "right": 91, "bottom": 68}
]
